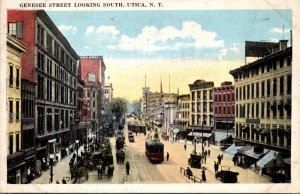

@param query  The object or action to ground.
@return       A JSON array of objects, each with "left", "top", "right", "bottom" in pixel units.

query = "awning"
[
  {"left": 173, "top": 128, "right": 180, "bottom": 134},
  {"left": 244, "top": 147, "right": 269, "bottom": 159},
  {"left": 283, "top": 158, "right": 291, "bottom": 165},
  {"left": 48, "top": 138, "right": 56, "bottom": 143},
  {"left": 237, "top": 145, "right": 253, "bottom": 154},
  {"left": 257, "top": 150, "right": 286, "bottom": 168},
  {"left": 187, "top": 132, "right": 212, "bottom": 138},
  {"left": 225, "top": 144, "right": 243, "bottom": 156},
  {"left": 260, "top": 128, "right": 270, "bottom": 135}
]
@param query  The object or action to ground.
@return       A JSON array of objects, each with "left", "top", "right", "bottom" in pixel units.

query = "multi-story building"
[
  {"left": 21, "top": 79, "right": 36, "bottom": 183},
  {"left": 8, "top": 10, "right": 80, "bottom": 164},
  {"left": 176, "top": 94, "right": 190, "bottom": 127},
  {"left": 80, "top": 56, "right": 106, "bottom": 130},
  {"left": 230, "top": 40, "right": 291, "bottom": 154},
  {"left": 7, "top": 35, "right": 27, "bottom": 183},
  {"left": 213, "top": 81, "right": 235, "bottom": 130},
  {"left": 189, "top": 80, "right": 214, "bottom": 130},
  {"left": 103, "top": 77, "right": 113, "bottom": 121}
]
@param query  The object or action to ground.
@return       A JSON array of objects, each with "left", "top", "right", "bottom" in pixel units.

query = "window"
[
  {"left": 272, "top": 61, "right": 277, "bottom": 70},
  {"left": 203, "top": 91, "right": 207, "bottom": 100},
  {"left": 93, "top": 91, "right": 96, "bottom": 98},
  {"left": 247, "top": 85, "right": 250, "bottom": 99},
  {"left": 93, "top": 112, "right": 96, "bottom": 119},
  {"left": 191, "top": 92, "right": 195, "bottom": 101},
  {"left": 279, "top": 101, "right": 284, "bottom": 118},
  {"left": 261, "top": 81, "right": 265, "bottom": 97},
  {"left": 61, "top": 110, "right": 65, "bottom": 129},
  {"left": 46, "top": 34, "right": 53, "bottom": 53},
  {"left": 37, "top": 75, "right": 44, "bottom": 99},
  {"left": 280, "top": 77, "right": 284, "bottom": 95},
  {"left": 273, "top": 101, "right": 277, "bottom": 118},
  {"left": 243, "top": 86, "right": 246, "bottom": 100},
  {"left": 9, "top": 134, "right": 13, "bottom": 154},
  {"left": 256, "top": 103, "right": 259, "bottom": 118},
  {"left": 37, "top": 24, "right": 44, "bottom": 46},
  {"left": 8, "top": 23, "right": 16, "bottom": 36},
  {"left": 47, "top": 108, "right": 52, "bottom": 132},
  {"left": 267, "top": 80, "right": 271, "bottom": 96},
  {"left": 267, "top": 102, "right": 270, "bottom": 118},
  {"left": 209, "top": 90, "right": 213, "bottom": 100},
  {"left": 280, "top": 59, "right": 284, "bottom": 68},
  {"left": 16, "top": 101, "right": 19, "bottom": 121},
  {"left": 287, "top": 75, "right": 292, "bottom": 94},
  {"left": 16, "top": 68, "right": 20, "bottom": 88},
  {"left": 55, "top": 110, "right": 59, "bottom": 131},
  {"left": 203, "top": 102, "right": 207, "bottom": 113},
  {"left": 16, "top": 133, "right": 19, "bottom": 152},
  {"left": 261, "top": 65, "right": 265, "bottom": 73},
  {"left": 287, "top": 56, "right": 291, "bottom": 66},
  {"left": 261, "top": 102, "right": 265, "bottom": 118},
  {"left": 37, "top": 107, "right": 45, "bottom": 135},
  {"left": 247, "top": 103, "right": 250, "bottom": 118},
  {"left": 236, "top": 88, "right": 238, "bottom": 101},
  {"left": 251, "top": 84, "right": 254, "bottom": 99},
  {"left": 209, "top": 102, "right": 213, "bottom": 112},
  {"left": 236, "top": 105, "right": 239, "bottom": 117},
  {"left": 9, "top": 100, "right": 13, "bottom": 122},
  {"left": 256, "top": 82, "right": 259, "bottom": 98},
  {"left": 9, "top": 64, "right": 13, "bottom": 86},
  {"left": 240, "top": 87, "right": 242, "bottom": 100},
  {"left": 38, "top": 52, "right": 44, "bottom": 71},
  {"left": 273, "top": 78, "right": 277, "bottom": 96}
]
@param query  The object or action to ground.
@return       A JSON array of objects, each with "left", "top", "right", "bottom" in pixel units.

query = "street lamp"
[
  {"left": 49, "top": 153, "right": 54, "bottom": 183},
  {"left": 192, "top": 129, "right": 196, "bottom": 152},
  {"left": 75, "top": 140, "right": 79, "bottom": 158}
]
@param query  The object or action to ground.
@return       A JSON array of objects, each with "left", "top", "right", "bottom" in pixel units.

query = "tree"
[{"left": 109, "top": 97, "right": 128, "bottom": 122}]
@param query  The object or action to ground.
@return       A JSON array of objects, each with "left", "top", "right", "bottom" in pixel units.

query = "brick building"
[{"left": 213, "top": 81, "right": 235, "bottom": 130}]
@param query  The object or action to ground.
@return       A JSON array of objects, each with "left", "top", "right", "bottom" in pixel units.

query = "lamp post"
[
  {"left": 192, "top": 129, "right": 196, "bottom": 152},
  {"left": 202, "top": 121, "right": 204, "bottom": 155},
  {"left": 49, "top": 153, "right": 54, "bottom": 183},
  {"left": 75, "top": 140, "right": 79, "bottom": 158}
]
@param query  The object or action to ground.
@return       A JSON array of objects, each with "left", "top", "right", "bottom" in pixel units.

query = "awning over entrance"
[
  {"left": 172, "top": 128, "right": 180, "bottom": 134},
  {"left": 257, "top": 150, "right": 286, "bottom": 168},
  {"left": 244, "top": 147, "right": 269, "bottom": 159},
  {"left": 237, "top": 145, "right": 253, "bottom": 154},
  {"left": 225, "top": 143, "right": 243, "bottom": 156},
  {"left": 187, "top": 132, "right": 212, "bottom": 138},
  {"left": 260, "top": 128, "right": 270, "bottom": 135}
]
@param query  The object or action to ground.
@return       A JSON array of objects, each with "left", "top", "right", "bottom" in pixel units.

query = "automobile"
[
  {"left": 128, "top": 134, "right": 135, "bottom": 142},
  {"left": 215, "top": 166, "right": 239, "bottom": 183}
]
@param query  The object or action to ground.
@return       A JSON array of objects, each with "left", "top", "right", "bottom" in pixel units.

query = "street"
[{"left": 33, "top": 124, "right": 272, "bottom": 184}]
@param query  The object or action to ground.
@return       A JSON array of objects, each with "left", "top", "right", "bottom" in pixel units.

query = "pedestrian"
[
  {"left": 184, "top": 144, "right": 187, "bottom": 151},
  {"left": 208, "top": 149, "right": 210, "bottom": 157},
  {"left": 201, "top": 169, "right": 206, "bottom": 182},
  {"left": 216, "top": 161, "right": 219, "bottom": 172},
  {"left": 204, "top": 155, "right": 207, "bottom": 164},
  {"left": 126, "top": 161, "right": 130, "bottom": 175},
  {"left": 136, "top": 131, "right": 138, "bottom": 136},
  {"left": 221, "top": 154, "right": 224, "bottom": 160},
  {"left": 217, "top": 154, "right": 221, "bottom": 164},
  {"left": 62, "top": 178, "right": 67, "bottom": 184},
  {"left": 214, "top": 161, "right": 217, "bottom": 173},
  {"left": 166, "top": 152, "right": 169, "bottom": 161},
  {"left": 56, "top": 180, "right": 60, "bottom": 184}
]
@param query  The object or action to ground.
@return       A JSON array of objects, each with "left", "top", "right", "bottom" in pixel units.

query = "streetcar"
[
  {"left": 145, "top": 133, "right": 164, "bottom": 162},
  {"left": 128, "top": 123, "right": 146, "bottom": 134}
]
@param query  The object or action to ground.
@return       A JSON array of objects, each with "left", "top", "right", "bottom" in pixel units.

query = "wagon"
[
  {"left": 215, "top": 166, "right": 239, "bottom": 183},
  {"left": 128, "top": 134, "right": 135, "bottom": 142}
]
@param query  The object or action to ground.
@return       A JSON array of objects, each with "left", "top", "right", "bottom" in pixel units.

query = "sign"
[{"left": 246, "top": 118, "right": 260, "bottom": 124}]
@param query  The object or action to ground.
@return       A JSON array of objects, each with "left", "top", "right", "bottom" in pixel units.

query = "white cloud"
[
  {"left": 218, "top": 43, "right": 240, "bottom": 60},
  {"left": 96, "top": 25, "right": 120, "bottom": 38},
  {"left": 116, "top": 21, "right": 224, "bottom": 52},
  {"left": 85, "top": 26, "right": 95, "bottom": 36},
  {"left": 58, "top": 25, "right": 77, "bottom": 33},
  {"left": 270, "top": 27, "right": 290, "bottom": 34}
]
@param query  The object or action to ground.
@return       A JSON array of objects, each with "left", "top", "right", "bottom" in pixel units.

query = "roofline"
[
  {"left": 230, "top": 46, "right": 292, "bottom": 75},
  {"left": 37, "top": 10, "right": 79, "bottom": 60}
]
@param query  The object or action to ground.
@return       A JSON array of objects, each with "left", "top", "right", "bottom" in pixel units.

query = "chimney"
[{"left": 279, "top": 40, "right": 288, "bottom": 51}]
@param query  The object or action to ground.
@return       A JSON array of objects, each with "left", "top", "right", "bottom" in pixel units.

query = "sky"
[{"left": 47, "top": 10, "right": 292, "bottom": 101}]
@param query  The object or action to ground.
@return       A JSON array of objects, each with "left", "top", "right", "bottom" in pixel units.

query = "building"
[
  {"left": 7, "top": 35, "right": 27, "bottom": 183},
  {"left": 80, "top": 56, "right": 106, "bottom": 131},
  {"left": 213, "top": 81, "right": 235, "bottom": 130},
  {"left": 102, "top": 77, "right": 113, "bottom": 121},
  {"left": 189, "top": 80, "right": 214, "bottom": 130},
  {"left": 229, "top": 40, "right": 291, "bottom": 154},
  {"left": 176, "top": 94, "right": 190, "bottom": 127},
  {"left": 8, "top": 10, "right": 80, "bottom": 166}
]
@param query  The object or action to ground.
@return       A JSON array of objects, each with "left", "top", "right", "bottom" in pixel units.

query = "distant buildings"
[
  {"left": 176, "top": 94, "right": 190, "bottom": 128},
  {"left": 230, "top": 40, "right": 291, "bottom": 153},
  {"left": 103, "top": 77, "right": 113, "bottom": 121}
]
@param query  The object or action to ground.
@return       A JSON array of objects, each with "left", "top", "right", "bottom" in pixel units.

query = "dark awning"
[
  {"left": 237, "top": 145, "right": 253, "bottom": 154},
  {"left": 260, "top": 128, "right": 270, "bottom": 135}
]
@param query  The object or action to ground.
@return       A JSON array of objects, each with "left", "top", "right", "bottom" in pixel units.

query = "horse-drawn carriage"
[
  {"left": 188, "top": 153, "right": 202, "bottom": 168},
  {"left": 69, "top": 156, "right": 89, "bottom": 183},
  {"left": 215, "top": 166, "right": 239, "bottom": 183},
  {"left": 116, "top": 135, "right": 125, "bottom": 150}
]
